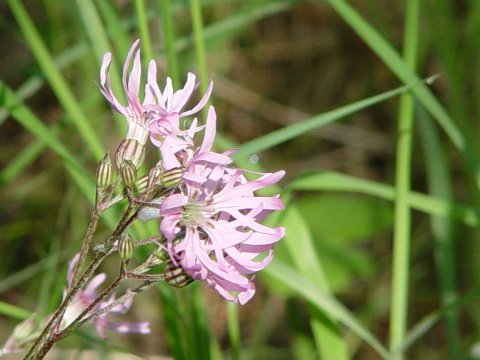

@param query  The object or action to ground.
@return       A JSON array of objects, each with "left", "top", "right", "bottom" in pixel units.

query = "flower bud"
[
  {"left": 119, "top": 160, "right": 137, "bottom": 187},
  {"left": 164, "top": 261, "right": 193, "bottom": 288},
  {"left": 136, "top": 174, "right": 149, "bottom": 194},
  {"left": 115, "top": 139, "right": 145, "bottom": 168},
  {"left": 160, "top": 167, "right": 184, "bottom": 188},
  {"left": 118, "top": 234, "right": 134, "bottom": 260},
  {"left": 148, "top": 163, "right": 163, "bottom": 188},
  {"left": 96, "top": 153, "right": 114, "bottom": 189}
]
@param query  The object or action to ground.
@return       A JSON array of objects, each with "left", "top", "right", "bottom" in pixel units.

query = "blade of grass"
[
  {"left": 135, "top": 0, "right": 152, "bottom": 62},
  {"left": 160, "top": 0, "right": 180, "bottom": 88},
  {"left": 0, "top": 301, "right": 32, "bottom": 320},
  {"left": 286, "top": 171, "right": 480, "bottom": 228},
  {"left": 232, "top": 78, "right": 431, "bottom": 161},
  {"left": 94, "top": 0, "right": 131, "bottom": 57},
  {"left": 189, "top": 0, "right": 208, "bottom": 95},
  {"left": 0, "top": 81, "right": 129, "bottom": 233},
  {"left": 186, "top": 3, "right": 214, "bottom": 358},
  {"left": 393, "top": 289, "right": 480, "bottom": 356},
  {"left": 156, "top": 285, "right": 187, "bottom": 360},
  {"left": 227, "top": 302, "right": 240, "bottom": 360},
  {"left": 417, "top": 108, "right": 459, "bottom": 359},
  {"left": 7, "top": 0, "right": 104, "bottom": 159},
  {"left": 0, "top": 125, "right": 58, "bottom": 186},
  {"left": 389, "top": 0, "right": 419, "bottom": 357},
  {"left": 317, "top": 0, "right": 480, "bottom": 186},
  {"left": 74, "top": 0, "right": 127, "bottom": 138},
  {"left": 0, "top": 81, "right": 93, "bottom": 199},
  {"left": 281, "top": 205, "right": 349, "bottom": 359},
  {"left": 423, "top": 0, "right": 467, "bottom": 131},
  {"left": 265, "top": 259, "right": 392, "bottom": 360},
  {"left": 176, "top": 0, "right": 297, "bottom": 53}
]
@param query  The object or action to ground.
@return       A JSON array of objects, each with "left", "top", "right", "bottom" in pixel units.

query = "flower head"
[
  {"left": 148, "top": 72, "right": 213, "bottom": 144},
  {"left": 158, "top": 105, "right": 232, "bottom": 176},
  {"left": 159, "top": 166, "right": 285, "bottom": 304},
  {"left": 99, "top": 39, "right": 155, "bottom": 147}
]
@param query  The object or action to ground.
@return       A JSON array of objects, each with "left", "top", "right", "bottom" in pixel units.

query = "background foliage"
[{"left": 1, "top": 0, "right": 480, "bottom": 359}]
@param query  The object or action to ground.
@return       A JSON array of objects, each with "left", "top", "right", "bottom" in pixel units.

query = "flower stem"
[
  {"left": 23, "top": 252, "right": 106, "bottom": 360},
  {"left": 389, "top": 0, "right": 419, "bottom": 358},
  {"left": 55, "top": 268, "right": 126, "bottom": 341}
]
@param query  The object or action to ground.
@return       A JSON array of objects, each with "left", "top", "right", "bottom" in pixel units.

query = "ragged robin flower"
[
  {"left": 147, "top": 72, "right": 213, "bottom": 145},
  {"left": 159, "top": 165, "right": 285, "bottom": 304},
  {"left": 99, "top": 39, "right": 157, "bottom": 167}
]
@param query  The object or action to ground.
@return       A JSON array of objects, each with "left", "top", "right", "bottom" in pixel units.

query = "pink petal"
[
  {"left": 182, "top": 79, "right": 214, "bottom": 117},
  {"left": 172, "top": 72, "right": 196, "bottom": 111}
]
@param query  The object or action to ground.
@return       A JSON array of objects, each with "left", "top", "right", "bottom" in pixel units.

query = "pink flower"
[
  {"left": 61, "top": 255, "right": 150, "bottom": 338},
  {"left": 99, "top": 39, "right": 156, "bottom": 147},
  {"left": 148, "top": 72, "right": 213, "bottom": 145},
  {"left": 158, "top": 106, "right": 232, "bottom": 176},
  {"left": 159, "top": 167, "right": 285, "bottom": 305}
]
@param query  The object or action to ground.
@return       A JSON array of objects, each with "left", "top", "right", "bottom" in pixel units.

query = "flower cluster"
[{"left": 100, "top": 40, "right": 285, "bottom": 304}]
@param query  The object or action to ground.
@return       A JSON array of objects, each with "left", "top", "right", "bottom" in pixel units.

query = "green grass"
[{"left": 1, "top": 0, "right": 479, "bottom": 359}]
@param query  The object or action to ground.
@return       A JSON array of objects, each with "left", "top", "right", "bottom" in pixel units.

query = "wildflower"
[
  {"left": 159, "top": 167, "right": 285, "bottom": 305},
  {"left": 61, "top": 255, "right": 150, "bottom": 338},
  {"left": 148, "top": 72, "right": 213, "bottom": 145},
  {"left": 99, "top": 39, "right": 156, "bottom": 167},
  {"left": 157, "top": 106, "right": 232, "bottom": 177}
]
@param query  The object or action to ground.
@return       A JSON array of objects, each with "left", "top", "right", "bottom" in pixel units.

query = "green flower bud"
[
  {"left": 136, "top": 174, "right": 149, "bottom": 194},
  {"left": 160, "top": 167, "right": 184, "bottom": 188},
  {"left": 119, "top": 160, "right": 137, "bottom": 187},
  {"left": 115, "top": 139, "right": 145, "bottom": 168},
  {"left": 148, "top": 163, "right": 163, "bottom": 188},
  {"left": 96, "top": 153, "right": 114, "bottom": 189},
  {"left": 118, "top": 234, "right": 134, "bottom": 260}
]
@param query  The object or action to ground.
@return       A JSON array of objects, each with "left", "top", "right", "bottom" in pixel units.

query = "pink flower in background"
[
  {"left": 62, "top": 255, "right": 150, "bottom": 338},
  {"left": 148, "top": 72, "right": 213, "bottom": 145},
  {"left": 99, "top": 39, "right": 155, "bottom": 147},
  {"left": 159, "top": 166, "right": 285, "bottom": 304}
]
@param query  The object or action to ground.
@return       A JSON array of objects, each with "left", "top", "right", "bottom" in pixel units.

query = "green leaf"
[
  {"left": 287, "top": 171, "right": 480, "bottom": 228},
  {"left": 264, "top": 260, "right": 392, "bottom": 359}
]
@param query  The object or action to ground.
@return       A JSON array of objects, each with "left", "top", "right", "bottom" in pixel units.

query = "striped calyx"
[
  {"left": 115, "top": 139, "right": 145, "bottom": 169},
  {"left": 164, "top": 261, "right": 194, "bottom": 288},
  {"left": 118, "top": 234, "right": 134, "bottom": 260},
  {"left": 96, "top": 153, "right": 114, "bottom": 189},
  {"left": 160, "top": 167, "right": 184, "bottom": 188},
  {"left": 119, "top": 160, "right": 137, "bottom": 187}
]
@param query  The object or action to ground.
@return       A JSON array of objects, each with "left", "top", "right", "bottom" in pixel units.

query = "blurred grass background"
[{"left": 1, "top": 0, "right": 480, "bottom": 359}]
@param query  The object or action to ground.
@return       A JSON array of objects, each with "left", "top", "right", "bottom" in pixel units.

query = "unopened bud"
[
  {"left": 148, "top": 163, "right": 163, "bottom": 188},
  {"left": 160, "top": 167, "right": 184, "bottom": 188},
  {"left": 115, "top": 139, "right": 145, "bottom": 168},
  {"left": 119, "top": 160, "right": 137, "bottom": 187},
  {"left": 118, "top": 234, "right": 134, "bottom": 260},
  {"left": 136, "top": 174, "right": 149, "bottom": 194},
  {"left": 96, "top": 153, "right": 114, "bottom": 188},
  {"left": 165, "top": 261, "right": 193, "bottom": 288}
]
